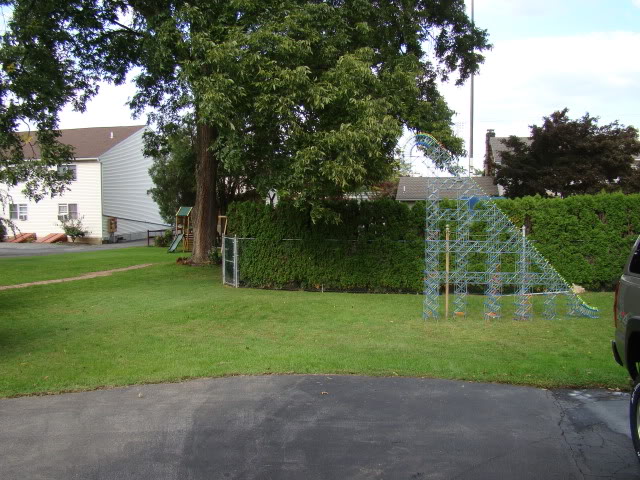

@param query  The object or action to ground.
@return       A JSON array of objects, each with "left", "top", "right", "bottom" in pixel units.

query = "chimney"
[{"left": 485, "top": 129, "right": 496, "bottom": 176}]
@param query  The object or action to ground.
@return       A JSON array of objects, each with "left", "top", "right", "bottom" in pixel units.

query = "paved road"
[
  {"left": 0, "top": 376, "right": 638, "bottom": 480},
  {"left": 0, "top": 239, "right": 148, "bottom": 257}
]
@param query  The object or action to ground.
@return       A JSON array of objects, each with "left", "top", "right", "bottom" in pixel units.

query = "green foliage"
[
  {"left": 146, "top": 129, "right": 197, "bottom": 224},
  {"left": 59, "top": 217, "right": 87, "bottom": 243},
  {"left": 228, "top": 199, "right": 424, "bottom": 292},
  {"left": 496, "top": 109, "right": 640, "bottom": 198},
  {"left": 153, "top": 229, "right": 174, "bottom": 248},
  {"left": 495, "top": 193, "right": 640, "bottom": 291},
  {"left": 0, "top": 0, "right": 490, "bottom": 238},
  {"left": 229, "top": 194, "right": 640, "bottom": 292},
  {"left": 208, "top": 246, "right": 222, "bottom": 265},
  {"left": 0, "top": 219, "right": 5, "bottom": 241}
]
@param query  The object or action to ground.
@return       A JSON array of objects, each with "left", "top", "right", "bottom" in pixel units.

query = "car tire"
[{"left": 631, "top": 381, "right": 640, "bottom": 460}]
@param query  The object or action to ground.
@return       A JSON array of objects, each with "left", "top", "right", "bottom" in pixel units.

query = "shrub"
[
  {"left": 208, "top": 246, "right": 222, "bottom": 265},
  {"left": 154, "top": 229, "right": 174, "bottom": 247},
  {"left": 227, "top": 193, "right": 640, "bottom": 292},
  {"left": 60, "top": 217, "right": 88, "bottom": 243},
  {"left": 495, "top": 192, "right": 640, "bottom": 290}
]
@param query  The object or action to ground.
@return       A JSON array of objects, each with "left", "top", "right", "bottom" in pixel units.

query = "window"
[
  {"left": 630, "top": 241, "right": 640, "bottom": 275},
  {"left": 9, "top": 204, "right": 27, "bottom": 221},
  {"left": 57, "top": 164, "right": 77, "bottom": 180},
  {"left": 58, "top": 203, "right": 78, "bottom": 222}
]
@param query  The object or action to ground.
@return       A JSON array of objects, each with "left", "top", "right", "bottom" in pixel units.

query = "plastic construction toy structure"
[{"left": 402, "top": 133, "right": 598, "bottom": 321}]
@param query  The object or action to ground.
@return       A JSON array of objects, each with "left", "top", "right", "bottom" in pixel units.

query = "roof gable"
[{"left": 19, "top": 125, "right": 145, "bottom": 159}]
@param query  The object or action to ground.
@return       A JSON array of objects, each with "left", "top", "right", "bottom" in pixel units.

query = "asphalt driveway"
[
  {"left": 0, "top": 375, "right": 638, "bottom": 480},
  {"left": 0, "top": 239, "right": 148, "bottom": 257}
]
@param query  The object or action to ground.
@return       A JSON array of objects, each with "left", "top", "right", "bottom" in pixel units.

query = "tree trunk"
[{"left": 191, "top": 122, "right": 218, "bottom": 264}]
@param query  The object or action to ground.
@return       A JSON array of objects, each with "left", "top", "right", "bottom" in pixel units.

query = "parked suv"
[{"left": 613, "top": 235, "right": 640, "bottom": 458}]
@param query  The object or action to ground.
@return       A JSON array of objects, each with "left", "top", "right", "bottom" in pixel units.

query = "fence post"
[
  {"left": 233, "top": 236, "right": 239, "bottom": 288},
  {"left": 222, "top": 235, "right": 226, "bottom": 285}
]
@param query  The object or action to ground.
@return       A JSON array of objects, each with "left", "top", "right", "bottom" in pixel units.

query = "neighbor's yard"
[{"left": 0, "top": 247, "right": 626, "bottom": 397}]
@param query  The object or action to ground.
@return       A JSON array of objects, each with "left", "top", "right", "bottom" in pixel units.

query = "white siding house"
[{"left": 2, "top": 126, "right": 169, "bottom": 243}]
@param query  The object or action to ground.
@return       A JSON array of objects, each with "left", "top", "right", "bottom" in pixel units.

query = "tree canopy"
[
  {"left": 0, "top": 0, "right": 489, "bottom": 261},
  {"left": 495, "top": 109, "right": 640, "bottom": 198}
]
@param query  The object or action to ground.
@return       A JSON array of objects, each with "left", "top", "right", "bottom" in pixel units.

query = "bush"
[
  {"left": 495, "top": 192, "right": 640, "bottom": 290},
  {"left": 154, "top": 229, "right": 174, "bottom": 247},
  {"left": 208, "top": 246, "right": 222, "bottom": 265},
  {"left": 0, "top": 220, "right": 5, "bottom": 242},
  {"left": 60, "top": 217, "right": 88, "bottom": 243},
  {"left": 227, "top": 193, "right": 640, "bottom": 292}
]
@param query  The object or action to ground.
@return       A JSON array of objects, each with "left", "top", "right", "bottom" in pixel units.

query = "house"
[
  {"left": 2, "top": 125, "right": 169, "bottom": 243},
  {"left": 483, "top": 129, "right": 531, "bottom": 177},
  {"left": 395, "top": 176, "right": 500, "bottom": 206},
  {"left": 484, "top": 128, "right": 640, "bottom": 176}
]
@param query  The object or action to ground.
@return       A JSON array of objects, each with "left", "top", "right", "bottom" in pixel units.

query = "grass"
[
  {"left": 0, "top": 247, "right": 173, "bottom": 286},
  {"left": 0, "top": 246, "right": 627, "bottom": 397}
]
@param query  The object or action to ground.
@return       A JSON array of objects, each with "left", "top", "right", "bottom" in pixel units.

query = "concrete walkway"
[
  {"left": 1, "top": 375, "right": 638, "bottom": 479},
  {"left": 0, "top": 239, "right": 148, "bottom": 257}
]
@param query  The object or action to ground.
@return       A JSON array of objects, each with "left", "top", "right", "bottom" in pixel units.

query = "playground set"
[
  {"left": 168, "top": 206, "right": 193, "bottom": 253},
  {"left": 402, "top": 133, "right": 598, "bottom": 321},
  {"left": 167, "top": 208, "right": 228, "bottom": 254}
]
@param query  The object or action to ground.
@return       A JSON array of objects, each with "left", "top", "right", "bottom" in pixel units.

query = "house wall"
[
  {"left": 2, "top": 160, "right": 103, "bottom": 241},
  {"left": 100, "top": 128, "right": 169, "bottom": 240}
]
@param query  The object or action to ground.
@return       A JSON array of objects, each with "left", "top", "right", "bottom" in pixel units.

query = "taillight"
[{"left": 614, "top": 282, "right": 620, "bottom": 328}]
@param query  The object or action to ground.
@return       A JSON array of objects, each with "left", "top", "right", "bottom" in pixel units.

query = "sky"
[
  {"left": 438, "top": 0, "right": 640, "bottom": 172},
  {"left": 55, "top": 0, "right": 640, "bottom": 173}
]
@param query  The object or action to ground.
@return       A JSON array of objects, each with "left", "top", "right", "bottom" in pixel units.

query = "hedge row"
[
  {"left": 495, "top": 193, "right": 640, "bottom": 290},
  {"left": 226, "top": 193, "right": 640, "bottom": 292}
]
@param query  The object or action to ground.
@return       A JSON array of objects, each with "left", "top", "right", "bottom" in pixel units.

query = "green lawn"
[
  {"left": 0, "top": 247, "right": 172, "bottom": 286},
  {"left": 0, "top": 247, "right": 627, "bottom": 397}
]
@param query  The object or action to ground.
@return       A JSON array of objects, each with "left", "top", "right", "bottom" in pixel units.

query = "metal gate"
[{"left": 222, "top": 236, "right": 238, "bottom": 287}]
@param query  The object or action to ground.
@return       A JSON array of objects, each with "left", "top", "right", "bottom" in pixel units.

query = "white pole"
[{"left": 469, "top": 0, "right": 474, "bottom": 177}]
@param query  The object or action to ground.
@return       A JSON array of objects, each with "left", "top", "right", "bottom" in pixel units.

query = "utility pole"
[{"left": 469, "top": 0, "right": 474, "bottom": 176}]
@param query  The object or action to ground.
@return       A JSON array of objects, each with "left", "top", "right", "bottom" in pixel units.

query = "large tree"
[
  {"left": 0, "top": 0, "right": 489, "bottom": 262},
  {"left": 496, "top": 109, "right": 640, "bottom": 198}
]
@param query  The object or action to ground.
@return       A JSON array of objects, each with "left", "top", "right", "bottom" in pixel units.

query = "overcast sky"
[
  {"left": 440, "top": 0, "right": 640, "bottom": 171},
  {"left": 57, "top": 0, "right": 640, "bottom": 172}
]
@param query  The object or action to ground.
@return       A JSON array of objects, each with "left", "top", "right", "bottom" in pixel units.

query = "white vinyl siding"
[
  {"left": 2, "top": 161, "right": 103, "bottom": 240},
  {"left": 100, "top": 128, "right": 167, "bottom": 239}
]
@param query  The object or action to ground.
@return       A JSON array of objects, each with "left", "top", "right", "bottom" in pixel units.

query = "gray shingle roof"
[{"left": 396, "top": 176, "right": 500, "bottom": 201}]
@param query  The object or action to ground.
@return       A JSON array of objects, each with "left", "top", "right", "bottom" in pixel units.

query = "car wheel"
[{"left": 631, "top": 381, "right": 640, "bottom": 460}]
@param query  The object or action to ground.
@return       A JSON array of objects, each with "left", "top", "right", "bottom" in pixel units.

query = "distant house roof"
[
  {"left": 396, "top": 176, "right": 500, "bottom": 201},
  {"left": 488, "top": 136, "right": 532, "bottom": 166},
  {"left": 18, "top": 125, "right": 146, "bottom": 159}
]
